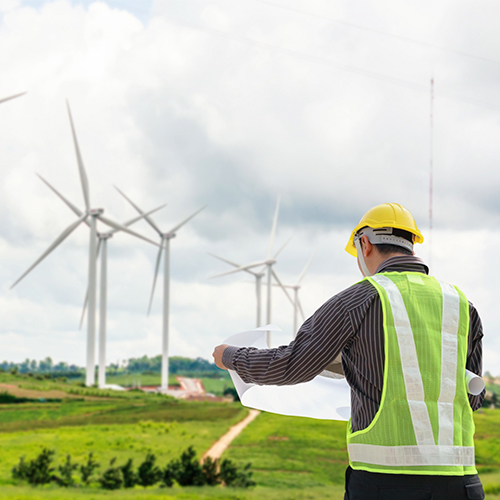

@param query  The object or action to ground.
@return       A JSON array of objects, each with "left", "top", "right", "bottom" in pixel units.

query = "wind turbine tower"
[
  {"left": 210, "top": 197, "right": 293, "bottom": 345},
  {"left": 116, "top": 187, "right": 205, "bottom": 392}
]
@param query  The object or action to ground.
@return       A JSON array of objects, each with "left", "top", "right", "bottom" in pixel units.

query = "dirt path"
[{"left": 202, "top": 409, "right": 260, "bottom": 461}]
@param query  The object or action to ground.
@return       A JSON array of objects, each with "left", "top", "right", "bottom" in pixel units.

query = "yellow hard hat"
[{"left": 345, "top": 203, "right": 424, "bottom": 257}]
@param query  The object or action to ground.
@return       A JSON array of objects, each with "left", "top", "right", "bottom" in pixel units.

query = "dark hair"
[{"left": 374, "top": 228, "right": 414, "bottom": 256}]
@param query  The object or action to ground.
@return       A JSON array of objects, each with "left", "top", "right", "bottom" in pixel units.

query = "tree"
[
  {"left": 54, "top": 454, "right": 78, "bottom": 487},
  {"left": 166, "top": 446, "right": 205, "bottom": 486},
  {"left": 79, "top": 452, "right": 100, "bottom": 486},
  {"left": 201, "top": 456, "right": 220, "bottom": 485},
  {"left": 220, "top": 458, "right": 255, "bottom": 488},
  {"left": 11, "top": 448, "right": 56, "bottom": 485},
  {"left": 98, "top": 458, "right": 123, "bottom": 490},
  {"left": 137, "top": 453, "right": 161, "bottom": 487},
  {"left": 119, "top": 458, "right": 137, "bottom": 488}
]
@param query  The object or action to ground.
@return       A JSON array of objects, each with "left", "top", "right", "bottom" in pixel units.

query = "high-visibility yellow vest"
[{"left": 346, "top": 272, "right": 477, "bottom": 476}]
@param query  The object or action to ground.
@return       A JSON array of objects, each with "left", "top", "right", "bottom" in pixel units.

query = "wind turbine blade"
[
  {"left": 210, "top": 260, "right": 269, "bottom": 279},
  {"left": 267, "top": 196, "right": 281, "bottom": 258},
  {"left": 36, "top": 173, "right": 90, "bottom": 227},
  {"left": 272, "top": 235, "right": 293, "bottom": 259},
  {"left": 0, "top": 92, "right": 26, "bottom": 105},
  {"left": 66, "top": 101, "right": 90, "bottom": 211},
  {"left": 167, "top": 205, "right": 206, "bottom": 234},
  {"left": 97, "top": 215, "right": 160, "bottom": 247},
  {"left": 79, "top": 238, "right": 102, "bottom": 329},
  {"left": 297, "top": 248, "right": 318, "bottom": 285},
  {"left": 208, "top": 253, "right": 260, "bottom": 277},
  {"left": 107, "top": 204, "right": 167, "bottom": 235},
  {"left": 114, "top": 186, "right": 163, "bottom": 235},
  {"left": 271, "top": 269, "right": 295, "bottom": 307},
  {"left": 11, "top": 214, "right": 87, "bottom": 289},
  {"left": 297, "top": 297, "right": 306, "bottom": 321},
  {"left": 148, "top": 244, "right": 164, "bottom": 315}
]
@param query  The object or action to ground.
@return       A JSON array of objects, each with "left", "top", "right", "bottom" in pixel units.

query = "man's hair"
[{"left": 374, "top": 228, "right": 414, "bottom": 256}]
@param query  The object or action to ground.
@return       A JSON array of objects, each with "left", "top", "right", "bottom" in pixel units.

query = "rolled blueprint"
[
  {"left": 222, "top": 326, "right": 484, "bottom": 421},
  {"left": 465, "top": 369, "right": 485, "bottom": 396},
  {"left": 223, "top": 325, "right": 351, "bottom": 421}
]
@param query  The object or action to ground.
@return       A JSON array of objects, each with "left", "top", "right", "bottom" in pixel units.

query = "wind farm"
[
  {"left": 7, "top": 97, "right": 316, "bottom": 391},
  {"left": 3, "top": 1, "right": 500, "bottom": 497}
]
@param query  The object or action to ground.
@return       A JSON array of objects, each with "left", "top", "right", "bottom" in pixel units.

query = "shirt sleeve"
[
  {"left": 467, "top": 303, "right": 484, "bottom": 410},
  {"left": 222, "top": 294, "right": 354, "bottom": 386}
]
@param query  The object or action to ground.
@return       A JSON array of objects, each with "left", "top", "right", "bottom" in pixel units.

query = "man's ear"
[{"left": 361, "top": 234, "right": 373, "bottom": 258}]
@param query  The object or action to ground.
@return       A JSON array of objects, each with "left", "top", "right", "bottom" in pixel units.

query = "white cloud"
[{"left": 1, "top": 0, "right": 499, "bottom": 373}]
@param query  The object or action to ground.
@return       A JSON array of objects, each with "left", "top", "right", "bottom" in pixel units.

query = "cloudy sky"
[{"left": 1, "top": 0, "right": 500, "bottom": 374}]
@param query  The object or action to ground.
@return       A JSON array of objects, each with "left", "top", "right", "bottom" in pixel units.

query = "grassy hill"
[{"left": 0, "top": 373, "right": 499, "bottom": 499}]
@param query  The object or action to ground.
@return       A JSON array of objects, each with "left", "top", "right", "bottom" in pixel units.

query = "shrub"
[
  {"left": 119, "top": 458, "right": 137, "bottom": 488},
  {"left": 137, "top": 453, "right": 161, "bottom": 487},
  {"left": 201, "top": 456, "right": 220, "bottom": 486},
  {"left": 11, "top": 456, "right": 29, "bottom": 481},
  {"left": 220, "top": 458, "right": 255, "bottom": 488},
  {"left": 223, "top": 387, "right": 240, "bottom": 402},
  {"left": 54, "top": 454, "right": 78, "bottom": 487},
  {"left": 98, "top": 458, "right": 123, "bottom": 490},
  {"left": 80, "top": 452, "right": 100, "bottom": 486},
  {"left": 161, "top": 462, "right": 175, "bottom": 487},
  {"left": 167, "top": 446, "right": 205, "bottom": 486},
  {"left": 12, "top": 448, "right": 56, "bottom": 485}
]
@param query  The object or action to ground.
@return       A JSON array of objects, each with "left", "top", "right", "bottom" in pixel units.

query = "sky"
[{"left": 1, "top": 0, "right": 500, "bottom": 373}]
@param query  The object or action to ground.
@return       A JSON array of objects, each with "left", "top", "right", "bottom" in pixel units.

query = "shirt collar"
[{"left": 375, "top": 255, "right": 429, "bottom": 275}]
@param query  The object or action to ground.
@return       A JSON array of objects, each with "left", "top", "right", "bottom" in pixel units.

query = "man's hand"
[{"left": 212, "top": 344, "right": 229, "bottom": 370}]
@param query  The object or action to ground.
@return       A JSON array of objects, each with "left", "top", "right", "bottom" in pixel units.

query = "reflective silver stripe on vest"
[
  {"left": 358, "top": 276, "right": 473, "bottom": 467},
  {"left": 348, "top": 444, "right": 475, "bottom": 466},
  {"left": 371, "top": 275, "right": 434, "bottom": 446},
  {"left": 437, "top": 282, "right": 459, "bottom": 446}
]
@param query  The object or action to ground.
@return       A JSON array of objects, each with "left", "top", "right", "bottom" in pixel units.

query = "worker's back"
[{"left": 347, "top": 272, "right": 476, "bottom": 476}]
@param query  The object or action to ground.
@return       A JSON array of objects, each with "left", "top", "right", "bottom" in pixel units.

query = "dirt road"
[{"left": 202, "top": 409, "right": 260, "bottom": 460}]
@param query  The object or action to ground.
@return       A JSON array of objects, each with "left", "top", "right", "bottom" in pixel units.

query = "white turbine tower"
[
  {"left": 83, "top": 206, "right": 165, "bottom": 388},
  {"left": 115, "top": 187, "right": 205, "bottom": 392},
  {"left": 11, "top": 102, "right": 159, "bottom": 386},
  {"left": 209, "top": 253, "right": 265, "bottom": 327},
  {"left": 268, "top": 250, "right": 317, "bottom": 335},
  {"left": 210, "top": 197, "right": 293, "bottom": 345},
  {"left": 0, "top": 92, "right": 26, "bottom": 105},
  {"left": 38, "top": 173, "right": 166, "bottom": 388}
]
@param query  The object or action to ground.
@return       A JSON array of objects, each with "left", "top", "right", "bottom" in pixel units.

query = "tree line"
[{"left": 1, "top": 355, "right": 220, "bottom": 377}]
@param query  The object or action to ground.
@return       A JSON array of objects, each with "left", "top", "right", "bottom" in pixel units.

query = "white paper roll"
[
  {"left": 465, "top": 369, "right": 485, "bottom": 395},
  {"left": 224, "top": 325, "right": 351, "bottom": 421}
]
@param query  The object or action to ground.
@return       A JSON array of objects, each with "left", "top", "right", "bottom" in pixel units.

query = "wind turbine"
[
  {"left": 86, "top": 206, "right": 166, "bottom": 388},
  {"left": 37, "top": 173, "right": 166, "bottom": 388},
  {"left": 209, "top": 253, "right": 265, "bottom": 328},
  {"left": 0, "top": 92, "right": 26, "bottom": 105},
  {"left": 264, "top": 250, "right": 317, "bottom": 336},
  {"left": 210, "top": 197, "right": 293, "bottom": 346},
  {"left": 11, "top": 102, "right": 159, "bottom": 386},
  {"left": 115, "top": 186, "right": 205, "bottom": 392}
]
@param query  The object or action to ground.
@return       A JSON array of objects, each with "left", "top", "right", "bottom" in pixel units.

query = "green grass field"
[
  {"left": 1, "top": 374, "right": 500, "bottom": 499},
  {"left": 64, "top": 373, "right": 233, "bottom": 396}
]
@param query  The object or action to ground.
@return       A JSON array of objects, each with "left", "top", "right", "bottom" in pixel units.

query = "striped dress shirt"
[{"left": 222, "top": 255, "right": 484, "bottom": 432}]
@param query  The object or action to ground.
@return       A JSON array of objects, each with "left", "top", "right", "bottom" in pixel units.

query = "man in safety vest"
[{"left": 213, "top": 203, "right": 485, "bottom": 500}]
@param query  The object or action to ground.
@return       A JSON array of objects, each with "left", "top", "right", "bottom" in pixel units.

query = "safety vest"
[{"left": 346, "top": 272, "right": 477, "bottom": 476}]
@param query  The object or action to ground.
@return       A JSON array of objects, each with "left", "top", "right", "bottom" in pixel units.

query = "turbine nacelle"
[
  {"left": 98, "top": 232, "right": 114, "bottom": 240},
  {"left": 89, "top": 208, "right": 104, "bottom": 216}
]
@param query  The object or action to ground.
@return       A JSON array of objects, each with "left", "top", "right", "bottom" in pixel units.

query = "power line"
[
  {"left": 251, "top": 0, "right": 500, "bottom": 66},
  {"left": 161, "top": 17, "right": 500, "bottom": 112}
]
